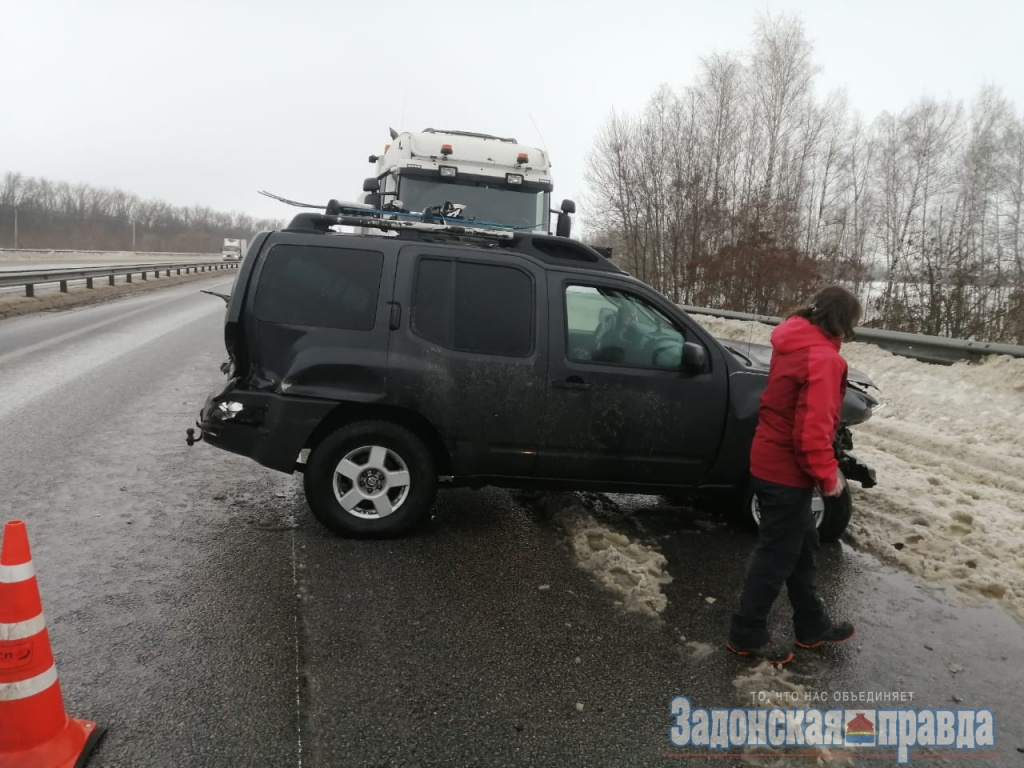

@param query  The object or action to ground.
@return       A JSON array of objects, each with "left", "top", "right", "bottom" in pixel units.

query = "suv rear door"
[
  {"left": 386, "top": 246, "right": 548, "bottom": 478},
  {"left": 539, "top": 274, "right": 729, "bottom": 487}
]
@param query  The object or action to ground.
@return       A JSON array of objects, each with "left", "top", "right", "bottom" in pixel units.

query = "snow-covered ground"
[{"left": 697, "top": 315, "right": 1024, "bottom": 624}]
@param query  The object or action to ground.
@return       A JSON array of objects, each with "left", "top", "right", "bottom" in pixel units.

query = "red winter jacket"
[{"left": 749, "top": 316, "right": 847, "bottom": 494}]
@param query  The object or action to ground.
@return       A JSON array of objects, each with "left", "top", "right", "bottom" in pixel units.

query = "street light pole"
[
  {"left": 131, "top": 218, "right": 136, "bottom": 251},
  {"left": 13, "top": 207, "right": 17, "bottom": 249}
]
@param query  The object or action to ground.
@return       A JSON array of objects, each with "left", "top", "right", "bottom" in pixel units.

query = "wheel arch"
[{"left": 301, "top": 402, "right": 452, "bottom": 476}]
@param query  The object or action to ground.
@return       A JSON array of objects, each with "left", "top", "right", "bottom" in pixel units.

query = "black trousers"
[{"left": 729, "top": 476, "right": 831, "bottom": 648}]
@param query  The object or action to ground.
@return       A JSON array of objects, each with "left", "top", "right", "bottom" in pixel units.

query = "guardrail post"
[
  {"left": 86, "top": 277, "right": 94, "bottom": 289},
  {"left": 165, "top": 269, "right": 170, "bottom": 277},
  {"left": 142, "top": 271, "right": 148, "bottom": 281},
  {"left": 59, "top": 280, "right": 68, "bottom": 293},
  {"left": 126, "top": 273, "right": 132, "bottom": 283},
  {"left": 25, "top": 283, "right": 34, "bottom": 298},
  {"left": 109, "top": 275, "right": 115, "bottom": 286}
]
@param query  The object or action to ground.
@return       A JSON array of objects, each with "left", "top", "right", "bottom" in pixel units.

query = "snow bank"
[
  {"left": 694, "top": 315, "right": 1024, "bottom": 622},
  {"left": 532, "top": 493, "right": 673, "bottom": 617}
]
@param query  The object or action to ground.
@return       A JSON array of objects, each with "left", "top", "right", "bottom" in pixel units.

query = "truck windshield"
[{"left": 398, "top": 177, "right": 550, "bottom": 231}]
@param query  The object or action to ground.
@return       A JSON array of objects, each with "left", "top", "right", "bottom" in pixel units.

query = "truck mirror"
[
  {"left": 681, "top": 342, "right": 707, "bottom": 374},
  {"left": 561, "top": 199, "right": 576, "bottom": 214},
  {"left": 556, "top": 211, "right": 572, "bottom": 238},
  {"left": 363, "top": 177, "right": 381, "bottom": 193},
  {"left": 365, "top": 193, "right": 382, "bottom": 210}
]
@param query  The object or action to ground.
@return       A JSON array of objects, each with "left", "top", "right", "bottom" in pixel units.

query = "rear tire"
[{"left": 303, "top": 421, "right": 437, "bottom": 538}]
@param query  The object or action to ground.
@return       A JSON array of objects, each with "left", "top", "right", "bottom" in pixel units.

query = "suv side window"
[
  {"left": 565, "top": 284, "right": 685, "bottom": 370},
  {"left": 412, "top": 258, "right": 534, "bottom": 357},
  {"left": 254, "top": 244, "right": 383, "bottom": 330}
]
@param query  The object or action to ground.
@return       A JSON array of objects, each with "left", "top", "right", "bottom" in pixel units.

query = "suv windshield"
[{"left": 398, "top": 177, "right": 550, "bottom": 231}]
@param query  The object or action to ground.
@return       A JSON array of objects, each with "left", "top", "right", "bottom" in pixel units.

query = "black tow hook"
[{"left": 186, "top": 425, "right": 204, "bottom": 446}]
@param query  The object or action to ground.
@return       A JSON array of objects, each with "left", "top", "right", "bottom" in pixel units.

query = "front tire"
[
  {"left": 725, "top": 472, "right": 852, "bottom": 543},
  {"left": 303, "top": 421, "right": 437, "bottom": 538}
]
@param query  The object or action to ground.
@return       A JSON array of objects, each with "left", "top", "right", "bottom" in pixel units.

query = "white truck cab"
[{"left": 362, "top": 128, "right": 566, "bottom": 234}]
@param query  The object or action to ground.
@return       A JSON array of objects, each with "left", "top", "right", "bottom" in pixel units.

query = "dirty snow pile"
[
  {"left": 533, "top": 493, "right": 673, "bottom": 617},
  {"left": 697, "top": 315, "right": 1024, "bottom": 622},
  {"left": 731, "top": 662, "right": 856, "bottom": 767}
]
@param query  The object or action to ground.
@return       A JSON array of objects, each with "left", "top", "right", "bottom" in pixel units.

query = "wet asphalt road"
[{"left": 0, "top": 282, "right": 1021, "bottom": 768}]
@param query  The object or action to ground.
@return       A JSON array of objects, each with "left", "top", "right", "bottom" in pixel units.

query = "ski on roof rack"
[
  {"left": 284, "top": 211, "right": 514, "bottom": 240},
  {"left": 421, "top": 128, "right": 517, "bottom": 143},
  {"left": 261, "top": 189, "right": 522, "bottom": 234}
]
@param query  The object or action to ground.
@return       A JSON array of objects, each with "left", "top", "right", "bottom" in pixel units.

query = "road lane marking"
[
  {"left": 0, "top": 290, "right": 228, "bottom": 420},
  {"left": 0, "top": 278, "right": 233, "bottom": 367}
]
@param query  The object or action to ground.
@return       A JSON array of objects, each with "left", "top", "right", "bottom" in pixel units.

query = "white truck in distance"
[
  {"left": 361, "top": 128, "right": 575, "bottom": 234},
  {"left": 221, "top": 238, "right": 246, "bottom": 261}
]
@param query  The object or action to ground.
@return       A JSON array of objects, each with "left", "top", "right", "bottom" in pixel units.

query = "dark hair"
[{"left": 788, "top": 286, "right": 861, "bottom": 341}]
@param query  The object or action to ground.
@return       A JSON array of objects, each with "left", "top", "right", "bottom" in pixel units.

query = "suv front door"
[{"left": 539, "top": 276, "right": 728, "bottom": 487}]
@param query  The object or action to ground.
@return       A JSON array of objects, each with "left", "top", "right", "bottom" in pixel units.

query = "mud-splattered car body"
[{"left": 190, "top": 223, "right": 878, "bottom": 538}]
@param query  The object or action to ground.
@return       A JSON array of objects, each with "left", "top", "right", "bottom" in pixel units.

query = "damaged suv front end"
[{"left": 717, "top": 335, "right": 880, "bottom": 490}]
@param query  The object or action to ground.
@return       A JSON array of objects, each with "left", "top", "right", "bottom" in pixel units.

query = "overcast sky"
[{"left": 2, "top": 0, "right": 1022, "bottom": 224}]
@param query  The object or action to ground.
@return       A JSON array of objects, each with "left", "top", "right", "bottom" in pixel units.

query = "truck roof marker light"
[
  {"left": 517, "top": 152, "right": 529, "bottom": 164},
  {"left": 441, "top": 144, "right": 453, "bottom": 156},
  {"left": 439, "top": 166, "right": 457, "bottom": 178},
  {"left": 506, "top": 173, "right": 523, "bottom": 185},
  {"left": 384, "top": 144, "right": 391, "bottom": 152}
]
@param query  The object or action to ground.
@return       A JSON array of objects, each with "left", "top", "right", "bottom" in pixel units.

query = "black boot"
[
  {"left": 796, "top": 621, "right": 856, "bottom": 649},
  {"left": 725, "top": 639, "right": 794, "bottom": 664}
]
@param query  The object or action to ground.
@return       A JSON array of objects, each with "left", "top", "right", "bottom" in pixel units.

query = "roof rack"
[
  {"left": 277, "top": 206, "right": 625, "bottom": 274},
  {"left": 260, "top": 190, "right": 520, "bottom": 234}
]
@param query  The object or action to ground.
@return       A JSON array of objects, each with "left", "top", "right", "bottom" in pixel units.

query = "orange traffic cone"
[{"left": 0, "top": 520, "right": 104, "bottom": 768}]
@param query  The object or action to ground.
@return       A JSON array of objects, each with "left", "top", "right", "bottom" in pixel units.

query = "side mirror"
[
  {"left": 561, "top": 199, "right": 576, "bottom": 214},
  {"left": 681, "top": 342, "right": 707, "bottom": 374},
  {"left": 365, "top": 193, "right": 382, "bottom": 210},
  {"left": 363, "top": 177, "right": 380, "bottom": 193},
  {"left": 555, "top": 211, "right": 571, "bottom": 238}
]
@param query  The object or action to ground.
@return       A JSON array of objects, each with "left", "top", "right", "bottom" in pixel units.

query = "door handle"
[
  {"left": 388, "top": 302, "right": 402, "bottom": 330},
  {"left": 552, "top": 377, "right": 592, "bottom": 391}
]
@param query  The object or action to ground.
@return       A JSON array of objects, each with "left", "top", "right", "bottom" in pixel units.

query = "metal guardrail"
[
  {"left": 0, "top": 248, "right": 217, "bottom": 258},
  {"left": 0, "top": 262, "right": 239, "bottom": 298},
  {"left": 680, "top": 305, "right": 1024, "bottom": 365}
]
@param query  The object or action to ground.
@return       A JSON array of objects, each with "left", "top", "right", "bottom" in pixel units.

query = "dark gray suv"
[{"left": 188, "top": 207, "right": 877, "bottom": 539}]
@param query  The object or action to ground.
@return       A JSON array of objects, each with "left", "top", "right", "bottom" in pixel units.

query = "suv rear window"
[
  {"left": 254, "top": 244, "right": 383, "bottom": 330},
  {"left": 412, "top": 258, "right": 533, "bottom": 357}
]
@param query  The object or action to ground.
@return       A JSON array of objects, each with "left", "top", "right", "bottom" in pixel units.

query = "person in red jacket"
[{"left": 726, "top": 286, "right": 861, "bottom": 664}]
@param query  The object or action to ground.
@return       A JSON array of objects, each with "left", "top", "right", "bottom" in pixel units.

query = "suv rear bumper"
[{"left": 193, "top": 384, "right": 336, "bottom": 473}]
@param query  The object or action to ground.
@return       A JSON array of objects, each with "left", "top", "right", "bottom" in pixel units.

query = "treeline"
[
  {"left": 584, "top": 15, "right": 1024, "bottom": 344},
  {"left": 0, "top": 172, "right": 283, "bottom": 253}
]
